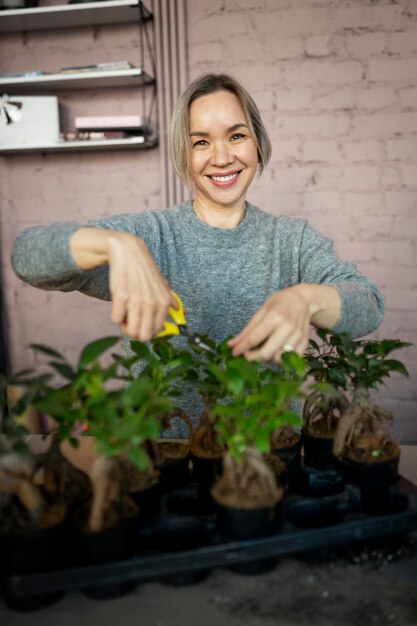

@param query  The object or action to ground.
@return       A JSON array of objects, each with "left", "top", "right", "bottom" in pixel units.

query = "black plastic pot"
[
  {"left": 148, "top": 487, "right": 217, "bottom": 586},
  {"left": 216, "top": 502, "right": 281, "bottom": 574},
  {"left": 302, "top": 432, "right": 340, "bottom": 471},
  {"left": 340, "top": 455, "right": 400, "bottom": 515},
  {"left": 73, "top": 509, "right": 138, "bottom": 599},
  {"left": 272, "top": 437, "right": 303, "bottom": 493},
  {"left": 1, "top": 523, "right": 67, "bottom": 611},
  {"left": 191, "top": 454, "right": 223, "bottom": 511},
  {"left": 128, "top": 481, "right": 161, "bottom": 519},
  {"left": 158, "top": 455, "right": 191, "bottom": 493},
  {"left": 287, "top": 495, "right": 347, "bottom": 529}
]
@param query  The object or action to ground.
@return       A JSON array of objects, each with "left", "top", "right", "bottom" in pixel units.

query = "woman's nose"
[{"left": 211, "top": 141, "right": 234, "bottom": 166}]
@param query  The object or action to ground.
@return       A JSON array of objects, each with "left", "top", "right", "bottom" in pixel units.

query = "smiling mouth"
[{"left": 207, "top": 171, "right": 241, "bottom": 186}]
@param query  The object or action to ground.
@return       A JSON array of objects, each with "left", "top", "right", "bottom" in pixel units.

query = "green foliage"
[
  {"left": 306, "top": 329, "right": 410, "bottom": 394},
  {"left": 195, "top": 340, "right": 306, "bottom": 460},
  {"left": 2, "top": 336, "right": 192, "bottom": 472}
]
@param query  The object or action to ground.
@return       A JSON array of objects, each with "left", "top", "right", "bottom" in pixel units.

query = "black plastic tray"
[{"left": 2, "top": 471, "right": 417, "bottom": 600}]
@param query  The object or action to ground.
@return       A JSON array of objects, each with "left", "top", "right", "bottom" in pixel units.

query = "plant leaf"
[{"left": 78, "top": 336, "right": 120, "bottom": 368}]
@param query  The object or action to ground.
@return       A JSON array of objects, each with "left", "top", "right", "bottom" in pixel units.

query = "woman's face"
[{"left": 188, "top": 90, "right": 258, "bottom": 213}]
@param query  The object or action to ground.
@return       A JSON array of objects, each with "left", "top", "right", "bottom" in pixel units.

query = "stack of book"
[
  {"left": 59, "top": 114, "right": 151, "bottom": 142},
  {"left": 57, "top": 61, "right": 136, "bottom": 74}
]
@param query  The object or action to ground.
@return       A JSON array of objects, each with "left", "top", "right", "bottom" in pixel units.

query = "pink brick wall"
[
  {"left": 187, "top": 0, "right": 417, "bottom": 442},
  {"left": 1, "top": 0, "right": 416, "bottom": 441}
]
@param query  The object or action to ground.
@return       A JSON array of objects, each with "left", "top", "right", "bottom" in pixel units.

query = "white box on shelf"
[{"left": 0, "top": 96, "right": 60, "bottom": 146}]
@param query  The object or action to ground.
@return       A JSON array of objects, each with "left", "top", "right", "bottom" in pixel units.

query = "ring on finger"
[{"left": 282, "top": 342, "right": 295, "bottom": 353}]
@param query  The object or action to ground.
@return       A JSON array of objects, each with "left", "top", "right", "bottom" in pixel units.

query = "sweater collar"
[{"left": 178, "top": 199, "right": 258, "bottom": 247}]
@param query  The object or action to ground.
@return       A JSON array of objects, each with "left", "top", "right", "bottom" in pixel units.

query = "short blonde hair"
[{"left": 170, "top": 73, "right": 272, "bottom": 186}]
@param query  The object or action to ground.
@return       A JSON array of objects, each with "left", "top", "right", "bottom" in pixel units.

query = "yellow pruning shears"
[{"left": 156, "top": 291, "right": 216, "bottom": 355}]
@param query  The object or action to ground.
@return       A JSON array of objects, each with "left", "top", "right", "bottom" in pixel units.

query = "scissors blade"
[{"left": 179, "top": 326, "right": 217, "bottom": 355}]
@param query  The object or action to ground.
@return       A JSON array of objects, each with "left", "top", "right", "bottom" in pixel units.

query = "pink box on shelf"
[{"left": 75, "top": 115, "right": 149, "bottom": 131}]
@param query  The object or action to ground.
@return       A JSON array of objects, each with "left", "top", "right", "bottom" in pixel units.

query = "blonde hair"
[{"left": 170, "top": 73, "right": 272, "bottom": 186}]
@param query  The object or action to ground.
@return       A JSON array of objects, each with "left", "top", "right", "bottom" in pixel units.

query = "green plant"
[
  {"left": 2, "top": 336, "right": 194, "bottom": 532},
  {"left": 0, "top": 370, "right": 56, "bottom": 530},
  {"left": 306, "top": 330, "right": 410, "bottom": 461},
  {"left": 194, "top": 341, "right": 307, "bottom": 508}
]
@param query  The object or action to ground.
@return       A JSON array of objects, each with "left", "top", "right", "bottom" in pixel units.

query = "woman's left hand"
[{"left": 227, "top": 285, "right": 319, "bottom": 362}]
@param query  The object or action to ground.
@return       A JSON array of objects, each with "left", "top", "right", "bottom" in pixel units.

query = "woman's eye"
[
  {"left": 192, "top": 139, "right": 208, "bottom": 147},
  {"left": 230, "top": 133, "right": 246, "bottom": 141}
]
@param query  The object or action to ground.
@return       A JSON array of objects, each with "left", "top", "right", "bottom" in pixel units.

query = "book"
[
  {"left": 75, "top": 115, "right": 150, "bottom": 132},
  {"left": 59, "top": 131, "right": 139, "bottom": 141},
  {"left": 0, "top": 70, "right": 46, "bottom": 79},
  {"left": 58, "top": 61, "right": 136, "bottom": 74}
]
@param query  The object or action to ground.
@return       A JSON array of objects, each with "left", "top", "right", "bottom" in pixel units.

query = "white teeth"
[{"left": 211, "top": 173, "right": 238, "bottom": 182}]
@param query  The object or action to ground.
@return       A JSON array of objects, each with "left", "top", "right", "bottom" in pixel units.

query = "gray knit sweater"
[{"left": 11, "top": 200, "right": 384, "bottom": 437}]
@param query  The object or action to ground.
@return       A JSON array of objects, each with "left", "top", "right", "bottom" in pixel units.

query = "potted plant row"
[
  {"left": 0, "top": 335, "right": 194, "bottom": 607},
  {"left": 0, "top": 327, "right": 411, "bottom": 606}
]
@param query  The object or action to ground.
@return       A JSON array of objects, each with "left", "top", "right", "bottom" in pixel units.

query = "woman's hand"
[
  {"left": 70, "top": 227, "right": 175, "bottom": 341},
  {"left": 228, "top": 284, "right": 341, "bottom": 363}
]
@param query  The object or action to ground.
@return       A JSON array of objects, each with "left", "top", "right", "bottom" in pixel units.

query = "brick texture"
[
  {"left": 187, "top": 0, "right": 417, "bottom": 442},
  {"left": 1, "top": 0, "right": 416, "bottom": 441}
]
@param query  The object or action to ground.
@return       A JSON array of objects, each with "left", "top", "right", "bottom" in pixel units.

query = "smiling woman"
[
  {"left": 10, "top": 73, "right": 384, "bottom": 436},
  {"left": 187, "top": 91, "right": 258, "bottom": 228}
]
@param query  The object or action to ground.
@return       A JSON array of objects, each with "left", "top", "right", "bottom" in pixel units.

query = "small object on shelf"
[
  {"left": 0, "top": 70, "right": 45, "bottom": 79},
  {"left": 59, "top": 130, "right": 134, "bottom": 141},
  {"left": 0, "top": 0, "right": 39, "bottom": 7},
  {"left": 75, "top": 114, "right": 151, "bottom": 133},
  {"left": 0, "top": 95, "right": 60, "bottom": 145},
  {"left": 68, "top": 0, "right": 113, "bottom": 3},
  {"left": 58, "top": 61, "right": 136, "bottom": 74}
]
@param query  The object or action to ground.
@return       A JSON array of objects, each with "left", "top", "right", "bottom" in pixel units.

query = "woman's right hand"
[{"left": 70, "top": 227, "right": 175, "bottom": 341}]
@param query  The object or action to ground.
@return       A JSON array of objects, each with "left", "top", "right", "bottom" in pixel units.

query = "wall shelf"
[
  {"left": 0, "top": 69, "right": 155, "bottom": 93},
  {"left": 0, "top": 0, "right": 151, "bottom": 32},
  {"left": 0, "top": 135, "right": 158, "bottom": 154},
  {"left": 0, "top": 1, "right": 156, "bottom": 154}
]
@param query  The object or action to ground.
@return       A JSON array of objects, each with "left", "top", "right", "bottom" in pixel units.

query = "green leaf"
[
  {"left": 129, "top": 341, "right": 152, "bottom": 360},
  {"left": 126, "top": 446, "right": 149, "bottom": 471},
  {"left": 225, "top": 368, "right": 245, "bottom": 395},
  {"left": 49, "top": 361, "right": 76, "bottom": 380},
  {"left": 328, "top": 368, "right": 347, "bottom": 386},
  {"left": 383, "top": 359, "right": 409, "bottom": 377},
  {"left": 30, "top": 343, "right": 66, "bottom": 360},
  {"left": 78, "top": 336, "right": 120, "bottom": 368}
]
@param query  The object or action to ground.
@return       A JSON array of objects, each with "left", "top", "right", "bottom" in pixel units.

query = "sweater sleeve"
[
  {"left": 10, "top": 213, "right": 161, "bottom": 301},
  {"left": 298, "top": 220, "right": 384, "bottom": 338}
]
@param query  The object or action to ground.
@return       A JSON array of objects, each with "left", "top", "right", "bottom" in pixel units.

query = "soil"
[
  {"left": 153, "top": 439, "right": 190, "bottom": 464},
  {"left": 119, "top": 457, "right": 160, "bottom": 492},
  {"left": 270, "top": 425, "right": 301, "bottom": 449},
  {"left": 263, "top": 453, "right": 287, "bottom": 478},
  {"left": 343, "top": 436, "right": 400, "bottom": 464}
]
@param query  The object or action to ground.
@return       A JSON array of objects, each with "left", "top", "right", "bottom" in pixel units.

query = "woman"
[{"left": 11, "top": 73, "right": 383, "bottom": 435}]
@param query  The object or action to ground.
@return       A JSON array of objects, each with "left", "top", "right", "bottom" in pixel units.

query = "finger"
[
  {"left": 111, "top": 290, "right": 129, "bottom": 325},
  {"left": 233, "top": 314, "right": 294, "bottom": 357},
  {"left": 230, "top": 315, "right": 277, "bottom": 356},
  {"left": 228, "top": 308, "right": 266, "bottom": 347},
  {"left": 244, "top": 325, "right": 308, "bottom": 363},
  {"left": 138, "top": 300, "right": 157, "bottom": 342},
  {"left": 124, "top": 299, "right": 142, "bottom": 338},
  {"left": 244, "top": 328, "right": 290, "bottom": 362}
]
